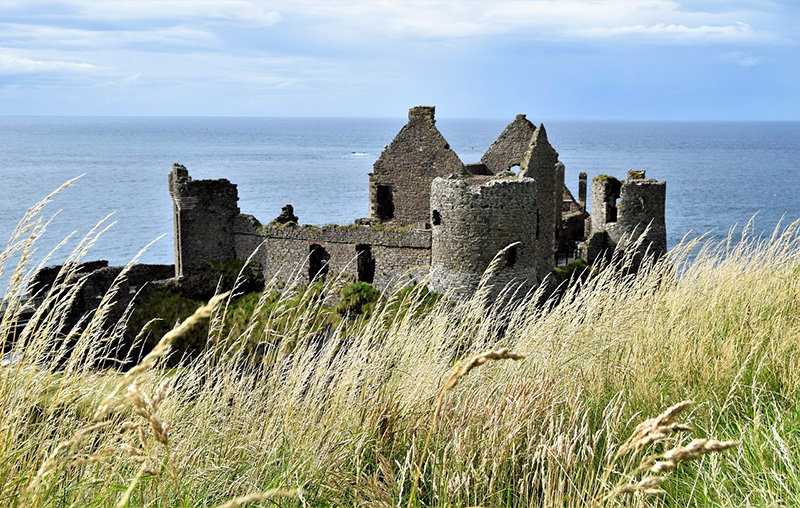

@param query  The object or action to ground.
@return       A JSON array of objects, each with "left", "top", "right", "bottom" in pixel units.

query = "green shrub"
[{"left": 337, "top": 282, "right": 380, "bottom": 317}]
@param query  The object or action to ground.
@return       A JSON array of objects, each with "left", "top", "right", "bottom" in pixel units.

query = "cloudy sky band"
[{"left": 0, "top": 0, "right": 796, "bottom": 119}]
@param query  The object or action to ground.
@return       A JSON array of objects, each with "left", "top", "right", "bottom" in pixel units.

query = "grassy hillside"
[{"left": 1, "top": 191, "right": 798, "bottom": 507}]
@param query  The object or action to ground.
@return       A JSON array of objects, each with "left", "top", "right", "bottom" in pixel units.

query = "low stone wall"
[{"left": 234, "top": 221, "right": 432, "bottom": 290}]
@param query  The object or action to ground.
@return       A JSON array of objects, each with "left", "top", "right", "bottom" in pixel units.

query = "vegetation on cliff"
[{"left": 0, "top": 192, "right": 797, "bottom": 507}]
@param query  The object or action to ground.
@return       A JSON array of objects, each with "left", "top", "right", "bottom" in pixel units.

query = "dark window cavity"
[
  {"left": 308, "top": 243, "right": 330, "bottom": 282},
  {"left": 505, "top": 246, "right": 518, "bottom": 267},
  {"left": 376, "top": 184, "right": 394, "bottom": 220},
  {"left": 356, "top": 244, "right": 375, "bottom": 284}
]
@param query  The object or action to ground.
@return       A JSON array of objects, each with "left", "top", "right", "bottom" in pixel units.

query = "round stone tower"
[{"left": 429, "top": 175, "right": 538, "bottom": 300}]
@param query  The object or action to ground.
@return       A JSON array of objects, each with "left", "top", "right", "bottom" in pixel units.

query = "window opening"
[
  {"left": 505, "top": 246, "right": 518, "bottom": 267},
  {"left": 376, "top": 185, "right": 394, "bottom": 220},
  {"left": 356, "top": 244, "right": 375, "bottom": 283},
  {"left": 308, "top": 244, "right": 330, "bottom": 282}
]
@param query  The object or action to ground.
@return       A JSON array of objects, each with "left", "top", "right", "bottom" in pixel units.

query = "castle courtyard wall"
[{"left": 233, "top": 221, "right": 432, "bottom": 290}]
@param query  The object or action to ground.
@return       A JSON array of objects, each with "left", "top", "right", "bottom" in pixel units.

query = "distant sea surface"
[{"left": 1, "top": 117, "right": 798, "bottom": 271}]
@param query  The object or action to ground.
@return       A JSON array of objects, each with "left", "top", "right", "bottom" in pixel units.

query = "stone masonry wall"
[
  {"left": 519, "top": 125, "right": 559, "bottom": 281},
  {"left": 233, "top": 222, "right": 432, "bottom": 291},
  {"left": 479, "top": 114, "right": 536, "bottom": 174},
  {"left": 554, "top": 161, "right": 565, "bottom": 247},
  {"left": 369, "top": 106, "right": 465, "bottom": 225},
  {"left": 429, "top": 176, "right": 538, "bottom": 300},
  {"left": 169, "top": 164, "right": 239, "bottom": 277},
  {"left": 614, "top": 173, "right": 667, "bottom": 257}
]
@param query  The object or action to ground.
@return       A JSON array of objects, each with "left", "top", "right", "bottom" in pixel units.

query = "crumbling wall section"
[
  {"left": 554, "top": 161, "right": 566, "bottom": 248},
  {"left": 169, "top": 163, "right": 240, "bottom": 277},
  {"left": 429, "top": 175, "right": 538, "bottom": 300},
  {"left": 235, "top": 224, "right": 432, "bottom": 291},
  {"left": 615, "top": 172, "right": 667, "bottom": 257},
  {"left": 560, "top": 184, "right": 589, "bottom": 250},
  {"left": 479, "top": 114, "right": 536, "bottom": 174},
  {"left": 589, "top": 174, "right": 622, "bottom": 232},
  {"left": 369, "top": 106, "right": 465, "bottom": 225},
  {"left": 581, "top": 171, "right": 666, "bottom": 264}
]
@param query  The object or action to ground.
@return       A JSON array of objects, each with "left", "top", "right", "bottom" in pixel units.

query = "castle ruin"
[{"left": 169, "top": 106, "right": 668, "bottom": 298}]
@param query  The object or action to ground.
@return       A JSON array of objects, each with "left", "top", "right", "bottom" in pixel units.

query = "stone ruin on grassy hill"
[
  {"left": 22, "top": 105, "right": 668, "bottom": 368},
  {"left": 168, "top": 105, "right": 667, "bottom": 299}
]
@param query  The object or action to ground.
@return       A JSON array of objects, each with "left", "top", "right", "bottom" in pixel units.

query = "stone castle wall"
[
  {"left": 614, "top": 173, "right": 667, "bottom": 256},
  {"left": 583, "top": 170, "right": 666, "bottom": 263},
  {"left": 168, "top": 163, "right": 239, "bottom": 277},
  {"left": 429, "top": 176, "right": 538, "bottom": 299},
  {"left": 369, "top": 106, "right": 465, "bottom": 225},
  {"left": 234, "top": 219, "right": 431, "bottom": 291},
  {"left": 520, "top": 125, "right": 559, "bottom": 281},
  {"left": 165, "top": 107, "right": 668, "bottom": 301}
]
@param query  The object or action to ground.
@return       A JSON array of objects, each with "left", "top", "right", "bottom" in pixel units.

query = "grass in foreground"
[{"left": 0, "top": 191, "right": 797, "bottom": 507}]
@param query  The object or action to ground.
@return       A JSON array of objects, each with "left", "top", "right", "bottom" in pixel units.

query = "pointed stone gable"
[
  {"left": 368, "top": 106, "right": 464, "bottom": 225},
  {"left": 480, "top": 113, "right": 536, "bottom": 174}
]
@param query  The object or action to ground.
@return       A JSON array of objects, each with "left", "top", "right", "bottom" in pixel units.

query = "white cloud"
[
  {"left": 721, "top": 51, "right": 760, "bottom": 66},
  {"left": 576, "top": 21, "right": 760, "bottom": 42},
  {"left": 0, "top": 0, "right": 782, "bottom": 53},
  {"left": 271, "top": 0, "right": 779, "bottom": 44},
  {"left": 0, "top": 50, "right": 97, "bottom": 74},
  {"left": 121, "top": 72, "right": 141, "bottom": 86},
  {"left": 0, "top": 23, "right": 218, "bottom": 50},
  {"left": 63, "top": 0, "right": 282, "bottom": 27}
]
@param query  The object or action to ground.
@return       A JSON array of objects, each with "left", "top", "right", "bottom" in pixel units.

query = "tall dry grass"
[{"left": 0, "top": 191, "right": 797, "bottom": 507}]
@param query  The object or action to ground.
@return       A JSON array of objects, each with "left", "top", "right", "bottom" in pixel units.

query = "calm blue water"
[{"left": 0, "top": 117, "right": 798, "bottom": 272}]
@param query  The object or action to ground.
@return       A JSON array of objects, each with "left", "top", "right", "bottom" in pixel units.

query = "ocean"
[{"left": 0, "top": 117, "right": 798, "bottom": 273}]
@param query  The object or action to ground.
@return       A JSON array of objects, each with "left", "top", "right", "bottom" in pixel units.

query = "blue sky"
[{"left": 0, "top": 0, "right": 797, "bottom": 119}]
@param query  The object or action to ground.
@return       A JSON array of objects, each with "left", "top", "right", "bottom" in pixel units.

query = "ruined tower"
[
  {"left": 168, "top": 163, "right": 240, "bottom": 277},
  {"left": 519, "top": 124, "right": 560, "bottom": 281},
  {"left": 582, "top": 170, "right": 667, "bottom": 264},
  {"left": 429, "top": 175, "right": 538, "bottom": 299},
  {"left": 369, "top": 106, "right": 465, "bottom": 226}
]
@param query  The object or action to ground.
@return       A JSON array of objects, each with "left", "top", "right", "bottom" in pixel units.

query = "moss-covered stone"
[{"left": 593, "top": 174, "right": 620, "bottom": 185}]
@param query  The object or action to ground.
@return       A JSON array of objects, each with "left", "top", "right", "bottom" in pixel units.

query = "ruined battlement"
[
  {"left": 257, "top": 223, "right": 431, "bottom": 248},
  {"left": 480, "top": 113, "right": 536, "bottom": 174},
  {"left": 408, "top": 105, "right": 436, "bottom": 122},
  {"left": 369, "top": 105, "right": 465, "bottom": 226}
]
